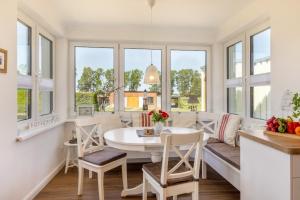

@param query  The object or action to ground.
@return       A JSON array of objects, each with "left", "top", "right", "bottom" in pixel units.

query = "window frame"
[
  {"left": 69, "top": 42, "right": 211, "bottom": 116},
  {"left": 167, "top": 45, "right": 211, "bottom": 113},
  {"left": 17, "top": 13, "right": 35, "bottom": 122},
  {"left": 119, "top": 43, "right": 166, "bottom": 112},
  {"left": 224, "top": 21, "right": 271, "bottom": 123},
  {"left": 17, "top": 12, "right": 56, "bottom": 125},
  {"left": 246, "top": 22, "right": 271, "bottom": 121},
  {"left": 37, "top": 26, "right": 55, "bottom": 117},
  {"left": 224, "top": 35, "right": 246, "bottom": 117},
  {"left": 69, "top": 42, "right": 119, "bottom": 115}
]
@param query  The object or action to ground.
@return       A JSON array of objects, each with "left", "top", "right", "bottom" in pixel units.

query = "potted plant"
[{"left": 148, "top": 110, "right": 169, "bottom": 134}]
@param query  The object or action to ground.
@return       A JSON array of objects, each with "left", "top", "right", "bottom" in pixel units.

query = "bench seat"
[{"left": 205, "top": 138, "right": 240, "bottom": 170}]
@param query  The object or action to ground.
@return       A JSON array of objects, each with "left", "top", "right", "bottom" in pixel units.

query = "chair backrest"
[
  {"left": 75, "top": 117, "right": 104, "bottom": 157},
  {"left": 160, "top": 129, "right": 204, "bottom": 185},
  {"left": 197, "top": 112, "right": 219, "bottom": 135}
]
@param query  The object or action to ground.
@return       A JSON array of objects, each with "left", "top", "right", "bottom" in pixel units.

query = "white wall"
[
  {"left": 66, "top": 25, "right": 217, "bottom": 44},
  {"left": 216, "top": 0, "right": 300, "bottom": 116},
  {"left": 0, "top": 1, "right": 69, "bottom": 199}
]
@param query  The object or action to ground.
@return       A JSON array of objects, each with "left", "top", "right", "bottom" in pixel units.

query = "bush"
[{"left": 76, "top": 92, "right": 96, "bottom": 106}]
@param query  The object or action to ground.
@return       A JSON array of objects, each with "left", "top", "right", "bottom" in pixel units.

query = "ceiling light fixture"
[{"left": 144, "top": 0, "right": 160, "bottom": 85}]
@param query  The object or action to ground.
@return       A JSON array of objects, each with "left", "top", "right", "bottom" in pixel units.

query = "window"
[
  {"left": 250, "top": 29, "right": 271, "bottom": 75},
  {"left": 17, "top": 20, "right": 32, "bottom": 121},
  {"left": 71, "top": 43, "right": 210, "bottom": 114},
  {"left": 227, "top": 87, "right": 243, "bottom": 115},
  {"left": 75, "top": 46, "right": 115, "bottom": 112},
  {"left": 17, "top": 14, "right": 55, "bottom": 123},
  {"left": 123, "top": 48, "right": 162, "bottom": 111},
  {"left": 225, "top": 23, "right": 271, "bottom": 120},
  {"left": 249, "top": 28, "right": 271, "bottom": 120},
  {"left": 227, "top": 42, "right": 243, "bottom": 79},
  {"left": 169, "top": 50, "right": 207, "bottom": 112},
  {"left": 250, "top": 85, "right": 271, "bottom": 119},
  {"left": 225, "top": 41, "right": 244, "bottom": 116},
  {"left": 39, "top": 34, "right": 54, "bottom": 116}
]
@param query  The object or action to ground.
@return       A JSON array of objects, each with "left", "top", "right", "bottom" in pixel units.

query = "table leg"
[
  {"left": 121, "top": 152, "right": 162, "bottom": 197},
  {"left": 151, "top": 152, "right": 162, "bottom": 163}
]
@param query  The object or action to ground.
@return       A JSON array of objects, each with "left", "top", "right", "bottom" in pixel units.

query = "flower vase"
[{"left": 154, "top": 121, "right": 164, "bottom": 134}]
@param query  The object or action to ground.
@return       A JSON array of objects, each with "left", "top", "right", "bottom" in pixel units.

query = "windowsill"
[{"left": 16, "top": 120, "right": 65, "bottom": 142}]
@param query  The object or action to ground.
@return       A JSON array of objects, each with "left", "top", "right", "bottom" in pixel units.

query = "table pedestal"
[{"left": 121, "top": 152, "right": 161, "bottom": 197}]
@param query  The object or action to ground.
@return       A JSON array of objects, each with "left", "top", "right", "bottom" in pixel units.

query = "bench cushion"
[
  {"left": 143, "top": 161, "right": 197, "bottom": 188},
  {"left": 205, "top": 138, "right": 240, "bottom": 170},
  {"left": 81, "top": 148, "right": 126, "bottom": 166}
]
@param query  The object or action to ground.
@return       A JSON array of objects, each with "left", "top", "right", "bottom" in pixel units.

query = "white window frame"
[
  {"left": 69, "top": 41, "right": 119, "bottom": 116},
  {"left": 224, "top": 35, "right": 246, "bottom": 117},
  {"left": 17, "top": 12, "right": 56, "bottom": 126},
  {"left": 37, "top": 26, "right": 55, "bottom": 117},
  {"left": 69, "top": 42, "right": 212, "bottom": 116},
  {"left": 167, "top": 45, "right": 212, "bottom": 112},
  {"left": 119, "top": 43, "right": 166, "bottom": 112},
  {"left": 246, "top": 22, "right": 271, "bottom": 122},
  {"left": 17, "top": 13, "right": 35, "bottom": 123},
  {"left": 224, "top": 21, "right": 271, "bottom": 123}
]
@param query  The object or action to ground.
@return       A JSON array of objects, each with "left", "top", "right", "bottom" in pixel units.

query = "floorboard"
[{"left": 35, "top": 163, "right": 240, "bottom": 200}]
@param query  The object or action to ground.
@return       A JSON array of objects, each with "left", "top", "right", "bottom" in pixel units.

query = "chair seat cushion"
[
  {"left": 205, "top": 140, "right": 240, "bottom": 169},
  {"left": 143, "top": 161, "right": 197, "bottom": 188},
  {"left": 80, "top": 148, "right": 126, "bottom": 166}
]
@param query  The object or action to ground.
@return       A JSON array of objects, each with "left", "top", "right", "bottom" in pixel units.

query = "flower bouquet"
[{"left": 148, "top": 110, "right": 169, "bottom": 134}]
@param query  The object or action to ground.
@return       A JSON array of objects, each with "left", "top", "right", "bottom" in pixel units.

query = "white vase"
[{"left": 154, "top": 122, "right": 164, "bottom": 134}]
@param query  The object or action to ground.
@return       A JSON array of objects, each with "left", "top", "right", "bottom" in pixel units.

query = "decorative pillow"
[
  {"left": 131, "top": 112, "right": 152, "bottom": 127},
  {"left": 95, "top": 113, "right": 123, "bottom": 133},
  {"left": 171, "top": 112, "right": 197, "bottom": 128},
  {"left": 216, "top": 113, "right": 241, "bottom": 147}
]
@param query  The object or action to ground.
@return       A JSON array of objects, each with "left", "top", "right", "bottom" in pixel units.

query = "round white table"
[{"left": 104, "top": 126, "right": 199, "bottom": 197}]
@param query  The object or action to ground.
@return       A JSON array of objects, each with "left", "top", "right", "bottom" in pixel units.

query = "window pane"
[
  {"left": 39, "top": 91, "right": 53, "bottom": 115},
  {"left": 75, "top": 47, "right": 114, "bottom": 112},
  {"left": 227, "top": 87, "right": 243, "bottom": 115},
  {"left": 17, "top": 89, "right": 32, "bottom": 121},
  {"left": 39, "top": 35, "right": 53, "bottom": 79},
  {"left": 227, "top": 42, "right": 242, "bottom": 79},
  {"left": 251, "top": 28, "right": 271, "bottom": 75},
  {"left": 17, "top": 21, "right": 31, "bottom": 76},
  {"left": 124, "top": 48, "right": 162, "bottom": 112},
  {"left": 251, "top": 85, "right": 271, "bottom": 120},
  {"left": 170, "top": 50, "right": 206, "bottom": 112}
]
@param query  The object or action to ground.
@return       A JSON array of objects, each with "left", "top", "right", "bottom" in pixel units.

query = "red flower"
[
  {"left": 148, "top": 111, "right": 154, "bottom": 116},
  {"left": 161, "top": 112, "right": 169, "bottom": 119}
]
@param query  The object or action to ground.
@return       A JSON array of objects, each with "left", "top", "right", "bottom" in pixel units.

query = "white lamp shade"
[{"left": 144, "top": 64, "right": 160, "bottom": 84}]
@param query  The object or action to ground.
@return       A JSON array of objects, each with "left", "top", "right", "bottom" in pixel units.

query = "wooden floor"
[{"left": 35, "top": 163, "right": 240, "bottom": 200}]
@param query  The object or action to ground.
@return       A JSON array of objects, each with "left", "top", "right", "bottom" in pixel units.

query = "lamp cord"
[{"left": 150, "top": 3, "right": 153, "bottom": 65}]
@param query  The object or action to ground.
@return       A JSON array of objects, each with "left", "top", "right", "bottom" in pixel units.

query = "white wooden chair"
[
  {"left": 142, "top": 130, "right": 204, "bottom": 200},
  {"left": 75, "top": 118, "right": 128, "bottom": 200}
]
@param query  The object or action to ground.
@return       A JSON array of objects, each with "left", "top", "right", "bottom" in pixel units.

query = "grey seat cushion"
[
  {"left": 80, "top": 148, "right": 126, "bottom": 166},
  {"left": 143, "top": 161, "right": 197, "bottom": 188},
  {"left": 205, "top": 138, "right": 240, "bottom": 170}
]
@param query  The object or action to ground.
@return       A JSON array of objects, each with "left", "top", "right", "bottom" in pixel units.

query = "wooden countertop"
[{"left": 239, "top": 130, "right": 300, "bottom": 154}]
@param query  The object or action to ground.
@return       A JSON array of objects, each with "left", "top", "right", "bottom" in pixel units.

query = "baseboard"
[{"left": 22, "top": 160, "right": 65, "bottom": 200}]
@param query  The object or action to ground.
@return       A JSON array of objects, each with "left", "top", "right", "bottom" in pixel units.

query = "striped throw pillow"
[
  {"left": 216, "top": 113, "right": 241, "bottom": 147},
  {"left": 140, "top": 113, "right": 152, "bottom": 127}
]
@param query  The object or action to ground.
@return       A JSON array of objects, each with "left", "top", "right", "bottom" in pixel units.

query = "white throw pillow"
[
  {"left": 215, "top": 113, "right": 241, "bottom": 147},
  {"left": 95, "top": 113, "right": 123, "bottom": 133},
  {"left": 171, "top": 112, "right": 197, "bottom": 128}
]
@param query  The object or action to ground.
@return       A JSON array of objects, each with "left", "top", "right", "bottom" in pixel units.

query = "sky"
[{"left": 75, "top": 47, "right": 207, "bottom": 91}]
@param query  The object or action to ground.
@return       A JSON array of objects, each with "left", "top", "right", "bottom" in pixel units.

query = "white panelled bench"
[{"left": 202, "top": 135, "right": 240, "bottom": 190}]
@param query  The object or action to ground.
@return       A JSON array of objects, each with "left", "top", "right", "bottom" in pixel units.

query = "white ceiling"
[{"left": 48, "top": 0, "right": 254, "bottom": 29}]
